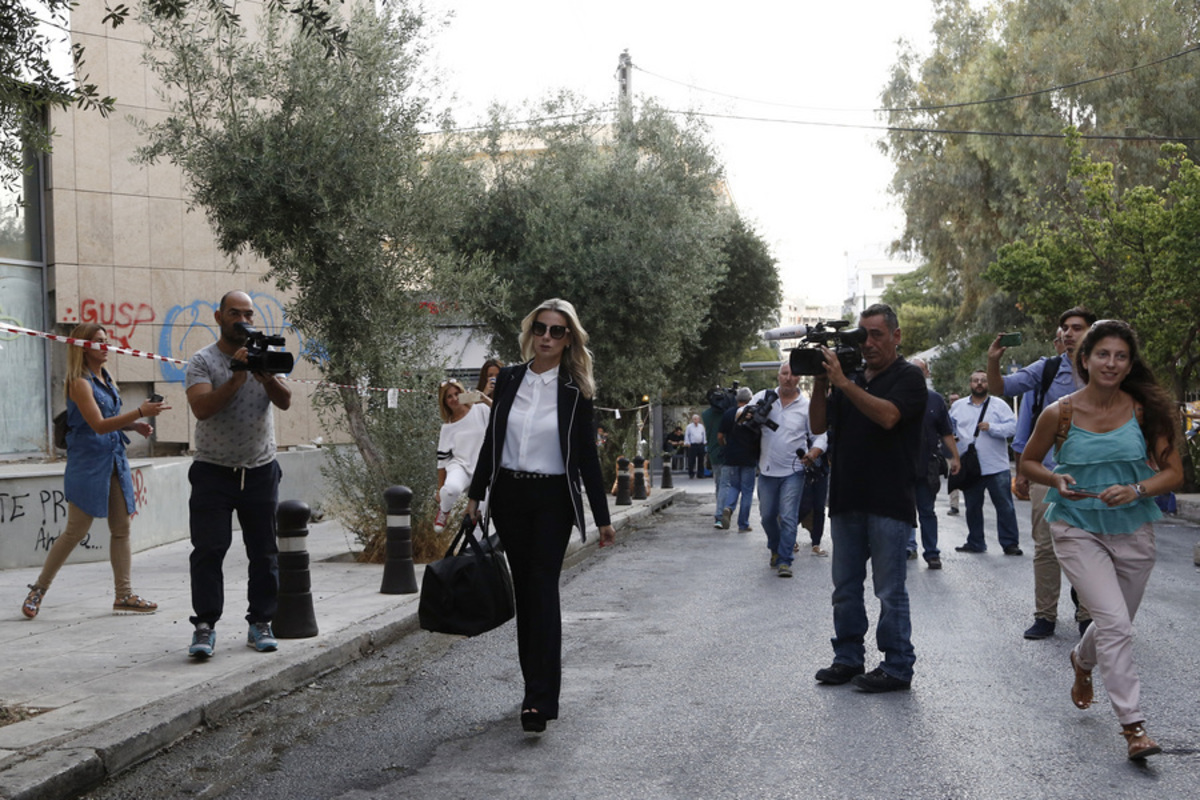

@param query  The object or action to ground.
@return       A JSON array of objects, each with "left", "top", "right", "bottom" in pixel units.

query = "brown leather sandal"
[
  {"left": 1070, "top": 650, "right": 1093, "bottom": 709},
  {"left": 113, "top": 594, "right": 159, "bottom": 615},
  {"left": 1121, "top": 722, "right": 1161, "bottom": 760},
  {"left": 22, "top": 585, "right": 45, "bottom": 619}
]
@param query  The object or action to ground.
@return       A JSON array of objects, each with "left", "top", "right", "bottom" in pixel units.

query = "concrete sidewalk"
[{"left": 0, "top": 488, "right": 682, "bottom": 800}]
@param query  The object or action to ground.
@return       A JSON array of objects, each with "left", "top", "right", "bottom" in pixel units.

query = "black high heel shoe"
[{"left": 521, "top": 709, "right": 547, "bottom": 733}]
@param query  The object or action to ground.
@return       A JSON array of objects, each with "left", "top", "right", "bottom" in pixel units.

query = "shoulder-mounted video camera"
[
  {"left": 231, "top": 322, "right": 294, "bottom": 375},
  {"left": 707, "top": 383, "right": 739, "bottom": 413},
  {"left": 738, "top": 390, "right": 779, "bottom": 435},
  {"left": 763, "top": 320, "right": 867, "bottom": 376}
]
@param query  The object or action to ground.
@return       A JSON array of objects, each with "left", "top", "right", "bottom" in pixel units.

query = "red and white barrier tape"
[{"left": 0, "top": 322, "right": 423, "bottom": 396}]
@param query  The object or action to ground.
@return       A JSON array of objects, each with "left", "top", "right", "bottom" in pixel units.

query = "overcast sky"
[{"left": 422, "top": 0, "right": 937, "bottom": 306}]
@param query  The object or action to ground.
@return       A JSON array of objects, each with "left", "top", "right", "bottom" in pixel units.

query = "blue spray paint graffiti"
[{"left": 157, "top": 292, "right": 308, "bottom": 382}]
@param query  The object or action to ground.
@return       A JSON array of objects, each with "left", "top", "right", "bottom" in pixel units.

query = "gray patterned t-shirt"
[{"left": 186, "top": 342, "right": 277, "bottom": 468}]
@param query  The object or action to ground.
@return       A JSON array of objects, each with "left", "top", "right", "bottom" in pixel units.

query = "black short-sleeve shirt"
[
  {"left": 827, "top": 357, "right": 927, "bottom": 526},
  {"left": 719, "top": 405, "right": 760, "bottom": 467}
]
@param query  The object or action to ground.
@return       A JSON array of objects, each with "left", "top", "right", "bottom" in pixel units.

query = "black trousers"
[
  {"left": 490, "top": 471, "right": 574, "bottom": 719},
  {"left": 188, "top": 460, "right": 280, "bottom": 627},
  {"left": 687, "top": 443, "right": 706, "bottom": 477}
]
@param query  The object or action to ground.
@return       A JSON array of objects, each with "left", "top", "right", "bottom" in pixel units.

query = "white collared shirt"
[{"left": 500, "top": 365, "right": 566, "bottom": 475}]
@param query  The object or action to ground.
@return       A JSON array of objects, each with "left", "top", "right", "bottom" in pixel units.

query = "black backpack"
[{"left": 1028, "top": 355, "right": 1062, "bottom": 421}]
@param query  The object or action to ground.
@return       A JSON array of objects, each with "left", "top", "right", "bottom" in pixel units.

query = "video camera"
[
  {"left": 738, "top": 390, "right": 778, "bottom": 435},
  {"left": 231, "top": 322, "right": 294, "bottom": 375},
  {"left": 706, "top": 382, "right": 740, "bottom": 413},
  {"left": 762, "top": 320, "right": 867, "bottom": 377}
]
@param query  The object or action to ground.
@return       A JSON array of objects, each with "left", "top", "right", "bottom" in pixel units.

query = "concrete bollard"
[
  {"left": 274, "top": 500, "right": 318, "bottom": 639},
  {"left": 615, "top": 456, "right": 632, "bottom": 506},
  {"left": 632, "top": 455, "right": 648, "bottom": 500},
  {"left": 380, "top": 486, "right": 418, "bottom": 594}
]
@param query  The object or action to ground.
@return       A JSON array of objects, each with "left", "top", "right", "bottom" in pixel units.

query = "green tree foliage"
[
  {"left": 455, "top": 101, "right": 772, "bottom": 407},
  {"left": 988, "top": 136, "right": 1200, "bottom": 402},
  {"left": 139, "top": 2, "right": 490, "bottom": 558},
  {"left": 881, "top": 264, "right": 959, "bottom": 357},
  {"left": 675, "top": 216, "right": 782, "bottom": 392},
  {"left": 882, "top": 0, "right": 1200, "bottom": 321}
]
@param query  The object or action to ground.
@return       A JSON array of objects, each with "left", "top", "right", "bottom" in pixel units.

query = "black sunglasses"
[{"left": 531, "top": 321, "right": 570, "bottom": 340}]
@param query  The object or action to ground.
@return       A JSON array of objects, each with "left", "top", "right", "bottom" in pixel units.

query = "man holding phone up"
[{"left": 987, "top": 306, "right": 1098, "bottom": 640}]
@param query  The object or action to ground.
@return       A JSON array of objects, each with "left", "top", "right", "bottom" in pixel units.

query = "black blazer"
[{"left": 468, "top": 362, "right": 612, "bottom": 540}]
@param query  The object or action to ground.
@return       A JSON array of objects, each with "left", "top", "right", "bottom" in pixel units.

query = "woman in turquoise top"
[
  {"left": 21, "top": 323, "right": 170, "bottom": 619},
  {"left": 1022, "top": 320, "right": 1182, "bottom": 761}
]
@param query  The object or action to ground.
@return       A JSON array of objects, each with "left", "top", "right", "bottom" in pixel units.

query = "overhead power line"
[{"left": 631, "top": 43, "right": 1200, "bottom": 115}]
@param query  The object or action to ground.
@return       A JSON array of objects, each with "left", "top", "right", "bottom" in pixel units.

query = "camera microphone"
[{"left": 762, "top": 324, "right": 812, "bottom": 341}]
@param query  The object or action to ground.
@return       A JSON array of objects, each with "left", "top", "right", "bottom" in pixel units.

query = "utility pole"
[{"left": 617, "top": 49, "right": 633, "bottom": 135}]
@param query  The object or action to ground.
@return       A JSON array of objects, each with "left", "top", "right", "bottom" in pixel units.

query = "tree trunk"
[{"left": 338, "top": 385, "right": 386, "bottom": 478}]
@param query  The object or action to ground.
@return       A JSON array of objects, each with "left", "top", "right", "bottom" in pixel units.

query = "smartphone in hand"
[
  {"left": 459, "top": 390, "right": 484, "bottom": 404},
  {"left": 998, "top": 332, "right": 1023, "bottom": 347}
]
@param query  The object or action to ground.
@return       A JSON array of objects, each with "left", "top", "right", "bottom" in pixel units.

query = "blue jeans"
[
  {"left": 758, "top": 472, "right": 804, "bottom": 566},
  {"left": 721, "top": 465, "right": 756, "bottom": 529},
  {"left": 908, "top": 480, "right": 940, "bottom": 560},
  {"left": 830, "top": 512, "right": 916, "bottom": 681},
  {"left": 962, "top": 471, "right": 1021, "bottom": 551},
  {"left": 712, "top": 462, "right": 726, "bottom": 521}
]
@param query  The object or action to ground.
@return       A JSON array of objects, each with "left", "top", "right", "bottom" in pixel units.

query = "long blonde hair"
[
  {"left": 437, "top": 380, "right": 466, "bottom": 424},
  {"left": 64, "top": 323, "right": 106, "bottom": 401},
  {"left": 518, "top": 298, "right": 596, "bottom": 399}
]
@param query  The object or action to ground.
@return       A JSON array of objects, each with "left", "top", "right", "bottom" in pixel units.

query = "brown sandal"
[
  {"left": 113, "top": 594, "right": 158, "bottom": 615},
  {"left": 22, "top": 585, "right": 45, "bottom": 619},
  {"left": 1070, "top": 650, "right": 1092, "bottom": 709},
  {"left": 1121, "top": 722, "right": 1161, "bottom": 760}
]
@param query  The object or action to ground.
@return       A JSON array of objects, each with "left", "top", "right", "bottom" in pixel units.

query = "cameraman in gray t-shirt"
[{"left": 184, "top": 291, "right": 292, "bottom": 659}]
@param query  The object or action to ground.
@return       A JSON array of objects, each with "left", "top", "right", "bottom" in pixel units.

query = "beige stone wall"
[{"left": 44, "top": 0, "right": 331, "bottom": 453}]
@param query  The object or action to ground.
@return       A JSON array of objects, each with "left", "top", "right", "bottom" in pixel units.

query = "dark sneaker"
[
  {"left": 1003, "top": 546, "right": 1024, "bottom": 556},
  {"left": 720, "top": 507, "right": 732, "bottom": 530},
  {"left": 777, "top": 563, "right": 793, "bottom": 578},
  {"left": 927, "top": 558, "right": 943, "bottom": 569},
  {"left": 1023, "top": 618, "right": 1056, "bottom": 640},
  {"left": 189, "top": 623, "right": 216, "bottom": 658},
  {"left": 247, "top": 622, "right": 278, "bottom": 652},
  {"left": 815, "top": 662, "right": 865, "bottom": 685},
  {"left": 852, "top": 667, "right": 911, "bottom": 693},
  {"left": 955, "top": 545, "right": 985, "bottom": 553},
  {"left": 906, "top": 550, "right": 918, "bottom": 561},
  {"left": 947, "top": 507, "right": 959, "bottom": 516},
  {"left": 769, "top": 553, "right": 779, "bottom": 568}
]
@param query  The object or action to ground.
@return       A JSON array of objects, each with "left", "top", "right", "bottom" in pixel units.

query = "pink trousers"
[{"left": 1051, "top": 520, "right": 1155, "bottom": 725}]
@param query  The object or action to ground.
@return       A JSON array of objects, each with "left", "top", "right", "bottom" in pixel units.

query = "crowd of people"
[{"left": 21, "top": 293, "right": 1183, "bottom": 759}]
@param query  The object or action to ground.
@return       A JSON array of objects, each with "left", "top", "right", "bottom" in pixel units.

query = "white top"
[
  {"left": 437, "top": 402, "right": 490, "bottom": 473},
  {"left": 500, "top": 365, "right": 566, "bottom": 475},
  {"left": 949, "top": 395, "right": 1017, "bottom": 477},
  {"left": 684, "top": 421, "right": 707, "bottom": 445},
  {"left": 752, "top": 389, "right": 828, "bottom": 477}
]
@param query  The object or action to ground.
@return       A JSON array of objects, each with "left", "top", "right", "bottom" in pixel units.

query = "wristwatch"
[{"left": 1131, "top": 483, "right": 1146, "bottom": 498}]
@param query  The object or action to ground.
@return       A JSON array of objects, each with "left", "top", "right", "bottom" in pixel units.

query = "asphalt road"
[{"left": 83, "top": 493, "right": 1200, "bottom": 799}]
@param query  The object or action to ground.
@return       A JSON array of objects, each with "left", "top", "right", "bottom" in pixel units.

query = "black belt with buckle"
[{"left": 500, "top": 468, "right": 562, "bottom": 480}]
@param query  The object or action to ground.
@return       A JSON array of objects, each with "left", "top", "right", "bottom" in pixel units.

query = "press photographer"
[{"left": 750, "top": 361, "right": 828, "bottom": 577}]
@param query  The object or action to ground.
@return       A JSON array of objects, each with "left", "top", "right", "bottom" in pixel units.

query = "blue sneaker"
[
  {"left": 247, "top": 622, "right": 278, "bottom": 652},
  {"left": 189, "top": 623, "right": 215, "bottom": 658}
]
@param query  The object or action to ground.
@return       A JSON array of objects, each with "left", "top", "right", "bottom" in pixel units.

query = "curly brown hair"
[{"left": 1075, "top": 320, "right": 1180, "bottom": 464}]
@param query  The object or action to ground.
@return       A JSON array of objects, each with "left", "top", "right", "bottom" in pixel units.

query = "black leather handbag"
[{"left": 418, "top": 517, "right": 515, "bottom": 637}]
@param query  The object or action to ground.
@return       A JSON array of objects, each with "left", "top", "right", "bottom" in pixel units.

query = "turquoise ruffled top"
[{"left": 1044, "top": 413, "right": 1161, "bottom": 534}]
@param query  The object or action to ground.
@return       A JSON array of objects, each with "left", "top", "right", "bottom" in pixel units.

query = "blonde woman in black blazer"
[{"left": 467, "top": 298, "right": 615, "bottom": 734}]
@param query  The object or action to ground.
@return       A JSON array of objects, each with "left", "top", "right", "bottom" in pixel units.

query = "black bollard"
[
  {"left": 661, "top": 453, "right": 674, "bottom": 489},
  {"left": 274, "top": 500, "right": 318, "bottom": 638},
  {"left": 632, "top": 455, "right": 648, "bottom": 500},
  {"left": 615, "top": 457, "right": 632, "bottom": 506},
  {"left": 380, "top": 486, "right": 418, "bottom": 594}
]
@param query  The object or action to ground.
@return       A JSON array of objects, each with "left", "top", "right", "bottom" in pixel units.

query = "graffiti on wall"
[
  {"left": 58, "top": 299, "right": 158, "bottom": 349},
  {"left": 158, "top": 292, "right": 307, "bottom": 382},
  {"left": 0, "top": 468, "right": 146, "bottom": 556}
]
